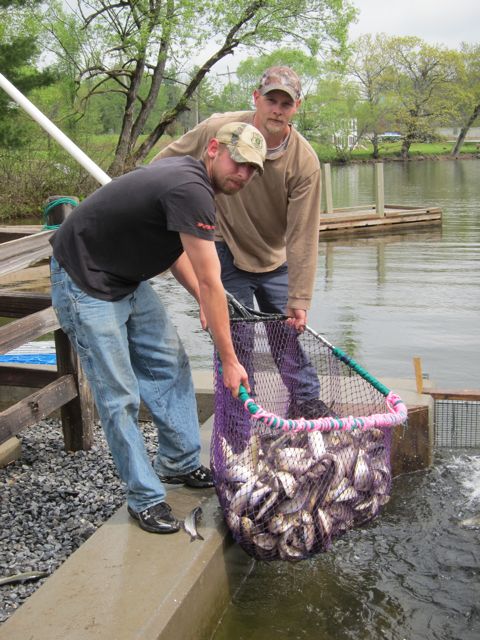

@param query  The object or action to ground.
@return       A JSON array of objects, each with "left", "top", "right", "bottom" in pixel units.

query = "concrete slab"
[{"left": 0, "top": 416, "right": 253, "bottom": 640}]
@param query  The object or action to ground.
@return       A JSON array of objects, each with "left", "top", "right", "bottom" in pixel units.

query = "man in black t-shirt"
[{"left": 50, "top": 122, "right": 266, "bottom": 534}]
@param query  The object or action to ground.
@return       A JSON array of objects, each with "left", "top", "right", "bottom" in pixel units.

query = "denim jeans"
[
  {"left": 215, "top": 242, "right": 320, "bottom": 402},
  {"left": 50, "top": 257, "right": 201, "bottom": 512}
]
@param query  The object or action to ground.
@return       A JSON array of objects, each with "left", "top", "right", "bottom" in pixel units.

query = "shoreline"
[{"left": 325, "top": 151, "right": 480, "bottom": 166}]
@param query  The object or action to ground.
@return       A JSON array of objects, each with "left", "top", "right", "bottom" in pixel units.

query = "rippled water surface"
[
  {"left": 157, "top": 159, "right": 480, "bottom": 388},
  {"left": 4, "top": 159, "right": 478, "bottom": 639},
  {"left": 211, "top": 451, "right": 480, "bottom": 640},
  {"left": 159, "top": 159, "right": 479, "bottom": 640}
]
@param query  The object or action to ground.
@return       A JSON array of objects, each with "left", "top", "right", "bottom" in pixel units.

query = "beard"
[
  {"left": 263, "top": 118, "right": 286, "bottom": 135},
  {"left": 214, "top": 175, "right": 246, "bottom": 195}
]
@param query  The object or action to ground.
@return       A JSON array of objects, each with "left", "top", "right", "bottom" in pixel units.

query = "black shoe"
[
  {"left": 159, "top": 464, "right": 214, "bottom": 488},
  {"left": 127, "top": 502, "right": 180, "bottom": 534},
  {"left": 287, "top": 398, "right": 338, "bottom": 420}
]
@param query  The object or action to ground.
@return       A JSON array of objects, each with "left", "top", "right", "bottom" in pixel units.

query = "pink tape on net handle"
[{"left": 243, "top": 391, "right": 408, "bottom": 432}]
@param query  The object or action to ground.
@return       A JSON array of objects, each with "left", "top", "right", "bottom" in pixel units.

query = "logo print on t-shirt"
[{"left": 196, "top": 222, "right": 216, "bottom": 231}]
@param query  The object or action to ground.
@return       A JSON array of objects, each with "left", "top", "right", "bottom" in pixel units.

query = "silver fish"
[
  {"left": 325, "top": 476, "right": 351, "bottom": 503},
  {"left": 275, "top": 471, "right": 298, "bottom": 498},
  {"left": 225, "top": 510, "right": 241, "bottom": 534},
  {"left": 236, "top": 434, "right": 261, "bottom": 470},
  {"left": 253, "top": 533, "right": 277, "bottom": 551},
  {"left": 278, "top": 530, "right": 305, "bottom": 561},
  {"left": 230, "top": 475, "right": 258, "bottom": 515},
  {"left": 219, "top": 436, "right": 233, "bottom": 462},
  {"left": 240, "top": 516, "right": 256, "bottom": 538},
  {"left": 183, "top": 506, "right": 204, "bottom": 542},
  {"left": 334, "top": 485, "right": 359, "bottom": 503},
  {"left": 315, "top": 507, "right": 333, "bottom": 538},
  {"left": 277, "top": 483, "right": 310, "bottom": 515},
  {"left": 307, "top": 431, "right": 326, "bottom": 460},
  {"left": 249, "top": 483, "right": 272, "bottom": 508},
  {"left": 268, "top": 512, "right": 301, "bottom": 535},
  {"left": 255, "top": 489, "right": 280, "bottom": 521},
  {"left": 223, "top": 464, "right": 252, "bottom": 483},
  {"left": 300, "top": 510, "right": 316, "bottom": 551},
  {"left": 276, "top": 448, "right": 315, "bottom": 475},
  {"left": 0, "top": 570, "right": 49, "bottom": 586},
  {"left": 353, "top": 450, "right": 372, "bottom": 492},
  {"left": 460, "top": 514, "right": 480, "bottom": 528}
]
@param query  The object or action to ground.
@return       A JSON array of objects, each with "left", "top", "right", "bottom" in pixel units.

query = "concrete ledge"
[{"left": 0, "top": 416, "right": 252, "bottom": 640}]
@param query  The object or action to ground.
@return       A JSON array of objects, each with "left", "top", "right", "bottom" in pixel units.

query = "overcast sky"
[{"left": 349, "top": 0, "right": 480, "bottom": 48}]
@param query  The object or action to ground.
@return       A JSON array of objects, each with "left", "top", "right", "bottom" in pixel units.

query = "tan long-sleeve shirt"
[{"left": 152, "top": 111, "right": 321, "bottom": 310}]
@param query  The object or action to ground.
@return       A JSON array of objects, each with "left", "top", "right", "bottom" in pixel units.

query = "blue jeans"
[
  {"left": 216, "top": 242, "right": 320, "bottom": 402},
  {"left": 50, "top": 257, "right": 201, "bottom": 512}
]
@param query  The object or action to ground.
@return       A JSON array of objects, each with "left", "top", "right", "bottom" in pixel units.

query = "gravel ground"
[{"left": 0, "top": 418, "right": 158, "bottom": 625}]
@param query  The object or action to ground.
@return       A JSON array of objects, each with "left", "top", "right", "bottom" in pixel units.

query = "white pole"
[{"left": 0, "top": 72, "right": 111, "bottom": 186}]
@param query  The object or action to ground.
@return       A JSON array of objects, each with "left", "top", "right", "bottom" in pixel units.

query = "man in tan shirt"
[{"left": 153, "top": 66, "right": 327, "bottom": 418}]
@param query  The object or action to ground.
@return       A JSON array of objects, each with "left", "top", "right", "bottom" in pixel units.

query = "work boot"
[
  {"left": 158, "top": 464, "right": 214, "bottom": 488},
  {"left": 127, "top": 502, "right": 180, "bottom": 534}
]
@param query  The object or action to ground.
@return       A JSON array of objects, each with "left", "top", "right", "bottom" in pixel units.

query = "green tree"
[
  {"left": 349, "top": 34, "right": 397, "bottom": 158},
  {"left": 387, "top": 37, "right": 460, "bottom": 159},
  {"left": 0, "top": 0, "right": 55, "bottom": 147},
  {"left": 45, "top": 0, "right": 356, "bottom": 175},
  {"left": 451, "top": 43, "right": 480, "bottom": 156}
]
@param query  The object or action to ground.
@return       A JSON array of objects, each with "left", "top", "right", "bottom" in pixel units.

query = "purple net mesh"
[{"left": 211, "top": 317, "right": 403, "bottom": 562}]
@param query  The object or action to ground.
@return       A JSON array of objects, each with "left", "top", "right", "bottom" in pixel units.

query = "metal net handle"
[
  {"left": 226, "top": 291, "right": 391, "bottom": 397},
  {"left": 236, "top": 386, "right": 407, "bottom": 433},
  {"left": 224, "top": 292, "right": 407, "bottom": 430}
]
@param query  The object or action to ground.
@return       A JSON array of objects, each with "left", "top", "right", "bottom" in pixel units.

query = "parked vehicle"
[{"left": 378, "top": 132, "right": 402, "bottom": 142}]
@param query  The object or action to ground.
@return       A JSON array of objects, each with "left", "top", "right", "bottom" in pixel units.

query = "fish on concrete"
[
  {"left": 182, "top": 506, "right": 205, "bottom": 542},
  {"left": 459, "top": 513, "right": 480, "bottom": 529}
]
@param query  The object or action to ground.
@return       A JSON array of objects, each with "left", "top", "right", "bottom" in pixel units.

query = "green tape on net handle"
[{"left": 331, "top": 346, "right": 390, "bottom": 397}]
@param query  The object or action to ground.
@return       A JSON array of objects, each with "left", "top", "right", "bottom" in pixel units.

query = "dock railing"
[{"left": 0, "top": 230, "right": 94, "bottom": 452}]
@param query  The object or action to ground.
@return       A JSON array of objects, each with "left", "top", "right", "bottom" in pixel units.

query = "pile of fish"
[{"left": 213, "top": 425, "right": 392, "bottom": 561}]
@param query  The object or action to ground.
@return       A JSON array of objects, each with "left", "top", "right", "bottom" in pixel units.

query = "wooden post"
[
  {"left": 413, "top": 356, "right": 424, "bottom": 394},
  {"left": 54, "top": 328, "right": 95, "bottom": 451},
  {"left": 44, "top": 196, "right": 79, "bottom": 227},
  {"left": 375, "top": 162, "right": 385, "bottom": 216},
  {"left": 322, "top": 163, "right": 333, "bottom": 214}
]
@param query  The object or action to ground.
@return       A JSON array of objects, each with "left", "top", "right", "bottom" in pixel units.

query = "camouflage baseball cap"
[
  {"left": 258, "top": 66, "right": 302, "bottom": 102},
  {"left": 215, "top": 122, "right": 267, "bottom": 175}
]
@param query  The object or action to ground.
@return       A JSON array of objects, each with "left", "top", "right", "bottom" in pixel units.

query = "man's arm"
[
  {"left": 179, "top": 232, "right": 249, "bottom": 396},
  {"left": 285, "top": 166, "right": 322, "bottom": 325},
  {"left": 170, "top": 252, "right": 206, "bottom": 329}
]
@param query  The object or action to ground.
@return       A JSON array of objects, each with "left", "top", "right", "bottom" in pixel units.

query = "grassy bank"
[
  {"left": 0, "top": 136, "right": 478, "bottom": 222},
  {"left": 312, "top": 140, "right": 480, "bottom": 164}
]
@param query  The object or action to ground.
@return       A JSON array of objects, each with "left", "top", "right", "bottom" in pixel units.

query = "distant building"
[{"left": 436, "top": 126, "right": 480, "bottom": 142}]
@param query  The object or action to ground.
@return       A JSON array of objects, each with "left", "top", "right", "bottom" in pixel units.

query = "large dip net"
[{"left": 211, "top": 295, "right": 408, "bottom": 562}]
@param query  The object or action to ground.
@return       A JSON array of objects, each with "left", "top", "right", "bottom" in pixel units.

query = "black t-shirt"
[{"left": 50, "top": 156, "right": 216, "bottom": 300}]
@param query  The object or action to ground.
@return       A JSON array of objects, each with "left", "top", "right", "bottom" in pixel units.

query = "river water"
[
  {"left": 207, "top": 159, "right": 480, "bottom": 640},
  {"left": 211, "top": 450, "right": 480, "bottom": 640},
  {"left": 153, "top": 158, "right": 480, "bottom": 389},
  {"left": 3, "top": 159, "right": 479, "bottom": 638}
]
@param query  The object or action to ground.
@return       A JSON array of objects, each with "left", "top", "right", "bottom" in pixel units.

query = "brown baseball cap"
[
  {"left": 215, "top": 122, "right": 267, "bottom": 174},
  {"left": 258, "top": 66, "right": 302, "bottom": 102}
]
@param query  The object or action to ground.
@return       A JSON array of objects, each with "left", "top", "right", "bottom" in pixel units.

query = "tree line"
[{"left": 1, "top": 0, "right": 479, "bottom": 190}]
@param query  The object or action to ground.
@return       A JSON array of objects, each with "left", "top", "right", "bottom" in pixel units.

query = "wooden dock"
[
  {"left": 319, "top": 204, "right": 442, "bottom": 238},
  {"left": 0, "top": 201, "right": 443, "bottom": 247}
]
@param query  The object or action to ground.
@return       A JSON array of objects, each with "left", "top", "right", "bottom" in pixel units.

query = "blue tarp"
[{"left": 0, "top": 354, "right": 57, "bottom": 365}]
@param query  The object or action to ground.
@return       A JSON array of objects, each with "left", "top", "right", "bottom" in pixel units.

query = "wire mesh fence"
[{"left": 434, "top": 399, "right": 480, "bottom": 448}]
